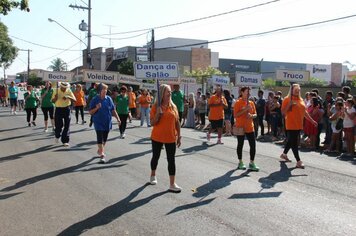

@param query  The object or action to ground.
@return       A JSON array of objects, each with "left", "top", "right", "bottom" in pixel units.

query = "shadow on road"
[
  {"left": 0, "top": 145, "right": 59, "bottom": 163},
  {"left": 337, "top": 154, "right": 356, "bottom": 165},
  {"left": 0, "top": 126, "right": 27, "bottom": 133},
  {"left": 166, "top": 197, "right": 216, "bottom": 215},
  {"left": 0, "top": 192, "right": 23, "bottom": 200},
  {"left": 192, "top": 169, "right": 251, "bottom": 199},
  {"left": 57, "top": 183, "right": 168, "bottom": 235},
  {"left": 258, "top": 161, "right": 308, "bottom": 189},
  {"left": 107, "top": 149, "right": 152, "bottom": 164},
  {"left": 229, "top": 191, "right": 282, "bottom": 199},
  {"left": 181, "top": 141, "right": 214, "bottom": 153},
  {"left": 131, "top": 137, "right": 151, "bottom": 145}
]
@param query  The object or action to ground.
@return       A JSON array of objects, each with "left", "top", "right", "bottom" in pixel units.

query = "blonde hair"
[
  {"left": 154, "top": 84, "right": 179, "bottom": 119},
  {"left": 287, "top": 83, "right": 302, "bottom": 99},
  {"left": 188, "top": 92, "right": 196, "bottom": 108}
]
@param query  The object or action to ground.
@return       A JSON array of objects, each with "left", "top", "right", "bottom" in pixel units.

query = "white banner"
[
  {"left": 18, "top": 86, "right": 26, "bottom": 100},
  {"left": 211, "top": 75, "right": 230, "bottom": 86},
  {"left": 158, "top": 77, "right": 180, "bottom": 85},
  {"left": 83, "top": 70, "right": 119, "bottom": 85},
  {"left": 134, "top": 62, "right": 179, "bottom": 79},
  {"left": 118, "top": 74, "right": 141, "bottom": 85},
  {"left": 276, "top": 69, "right": 310, "bottom": 82},
  {"left": 235, "top": 72, "right": 262, "bottom": 87},
  {"left": 140, "top": 83, "right": 156, "bottom": 90},
  {"left": 42, "top": 71, "right": 73, "bottom": 82},
  {"left": 180, "top": 77, "right": 196, "bottom": 84}
]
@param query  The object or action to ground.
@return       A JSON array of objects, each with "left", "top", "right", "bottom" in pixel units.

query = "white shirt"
[{"left": 343, "top": 107, "right": 355, "bottom": 128}]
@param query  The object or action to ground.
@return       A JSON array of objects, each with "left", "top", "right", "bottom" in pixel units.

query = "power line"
[
  {"left": 32, "top": 41, "right": 83, "bottom": 63},
  {"left": 155, "top": 14, "right": 356, "bottom": 50},
  {"left": 92, "top": 31, "right": 149, "bottom": 40},
  {"left": 96, "top": 0, "right": 281, "bottom": 36}
]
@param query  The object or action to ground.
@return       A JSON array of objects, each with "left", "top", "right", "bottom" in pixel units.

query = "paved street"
[{"left": 0, "top": 107, "right": 355, "bottom": 236}]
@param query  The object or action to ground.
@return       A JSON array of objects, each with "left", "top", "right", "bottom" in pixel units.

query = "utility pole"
[
  {"left": 69, "top": 0, "right": 92, "bottom": 69},
  {"left": 104, "top": 24, "right": 116, "bottom": 47},
  {"left": 19, "top": 49, "right": 31, "bottom": 83},
  {"left": 150, "top": 29, "right": 155, "bottom": 62}
]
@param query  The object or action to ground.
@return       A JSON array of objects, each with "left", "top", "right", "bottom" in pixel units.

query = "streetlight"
[{"left": 48, "top": 18, "right": 87, "bottom": 46}]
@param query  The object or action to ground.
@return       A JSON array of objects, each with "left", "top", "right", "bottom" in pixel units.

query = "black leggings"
[
  {"left": 25, "top": 108, "right": 37, "bottom": 123},
  {"left": 118, "top": 114, "right": 128, "bottom": 134},
  {"left": 96, "top": 130, "right": 109, "bottom": 144},
  {"left": 41, "top": 107, "right": 54, "bottom": 121},
  {"left": 283, "top": 130, "right": 301, "bottom": 162},
  {"left": 236, "top": 132, "right": 256, "bottom": 161},
  {"left": 151, "top": 140, "right": 176, "bottom": 175},
  {"left": 75, "top": 106, "right": 84, "bottom": 122},
  {"left": 199, "top": 113, "right": 206, "bottom": 125}
]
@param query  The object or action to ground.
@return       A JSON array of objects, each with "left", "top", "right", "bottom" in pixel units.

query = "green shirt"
[
  {"left": 88, "top": 88, "right": 97, "bottom": 101},
  {"left": 24, "top": 91, "right": 37, "bottom": 109},
  {"left": 41, "top": 88, "right": 54, "bottom": 108},
  {"left": 171, "top": 90, "right": 184, "bottom": 112},
  {"left": 116, "top": 94, "right": 129, "bottom": 115}
]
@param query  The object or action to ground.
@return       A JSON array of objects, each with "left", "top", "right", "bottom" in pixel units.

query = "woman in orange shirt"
[
  {"left": 281, "top": 83, "right": 317, "bottom": 168},
  {"left": 138, "top": 89, "right": 152, "bottom": 127},
  {"left": 73, "top": 84, "right": 86, "bottom": 124},
  {"left": 149, "top": 84, "right": 182, "bottom": 193},
  {"left": 234, "top": 87, "right": 259, "bottom": 171}
]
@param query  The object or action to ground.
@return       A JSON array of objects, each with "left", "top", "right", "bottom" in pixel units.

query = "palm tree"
[{"left": 48, "top": 58, "right": 68, "bottom": 71}]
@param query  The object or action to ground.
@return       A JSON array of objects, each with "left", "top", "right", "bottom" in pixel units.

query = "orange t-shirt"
[
  {"left": 234, "top": 98, "right": 256, "bottom": 133},
  {"left": 150, "top": 104, "right": 178, "bottom": 143},
  {"left": 73, "top": 90, "right": 85, "bottom": 106},
  {"left": 138, "top": 94, "right": 152, "bottom": 108},
  {"left": 281, "top": 96, "right": 306, "bottom": 130},
  {"left": 208, "top": 95, "right": 227, "bottom": 120},
  {"left": 128, "top": 92, "right": 136, "bottom": 108}
]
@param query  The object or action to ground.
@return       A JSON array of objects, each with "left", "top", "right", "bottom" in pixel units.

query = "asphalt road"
[{"left": 0, "top": 107, "right": 355, "bottom": 236}]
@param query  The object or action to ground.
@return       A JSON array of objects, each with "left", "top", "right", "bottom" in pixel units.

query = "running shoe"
[
  {"left": 237, "top": 162, "right": 246, "bottom": 170},
  {"left": 150, "top": 176, "right": 157, "bottom": 185},
  {"left": 249, "top": 162, "right": 260, "bottom": 171},
  {"left": 44, "top": 128, "right": 48, "bottom": 133},
  {"left": 63, "top": 143, "right": 69, "bottom": 147},
  {"left": 31, "top": 121, "right": 36, "bottom": 126},
  {"left": 99, "top": 157, "right": 106, "bottom": 164},
  {"left": 169, "top": 183, "right": 182, "bottom": 193},
  {"left": 217, "top": 139, "right": 223, "bottom": 144}
]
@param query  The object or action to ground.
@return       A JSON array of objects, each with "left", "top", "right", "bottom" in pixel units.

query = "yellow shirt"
[{"left": 51, "top": 88, "right": 76, "bottom": 107}]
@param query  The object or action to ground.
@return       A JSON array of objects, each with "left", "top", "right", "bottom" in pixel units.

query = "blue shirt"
[
  {"left": 8, "top": 86, "right": 18, "bottom": 99},
  {"left": 90, "top": 95, "right": 115, "bottom": 131}
]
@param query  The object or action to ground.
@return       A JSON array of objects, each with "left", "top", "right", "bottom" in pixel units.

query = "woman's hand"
[{"left": 176, "top": 136, "right": 181, "bottom": 147}]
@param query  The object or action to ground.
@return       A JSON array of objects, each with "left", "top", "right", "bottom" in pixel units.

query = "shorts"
[
  {"left": 10, "top": 98, "right": 17, "bottom": 107},
  {"left": 210, "top": 119, "right": 224, "bottom": 129},
  {"left": 224, "top": 112, "right": 232, "bottom": 121}
]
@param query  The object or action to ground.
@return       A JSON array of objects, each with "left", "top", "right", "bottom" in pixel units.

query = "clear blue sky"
[{"left": 1, "top": 0, "right": 356, "bottom": 76}]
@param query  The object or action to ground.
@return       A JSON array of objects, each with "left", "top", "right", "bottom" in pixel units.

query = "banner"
[
  {"left": 180, "top": 77, "right": 196, "bottom": 84},
  {"left": 83, "top": 70, "right": 119, "bottom": 85},
  {"left": 17, "top": 86, "right": 26, "bottom": 100},
  {"left": 276, "top": 69, "right": 310, "bottom": 82},
  {"left": 211, "top": 75, "right": 230, "bottom": 86},
  {"left": 140, "top": 83, "right": 156, "bottom": 90},
  {"left": 134, "top": 62, "right": 179, "bottom": 79},
  {"left": 42, "top": 71, "right": 73, "bottom": 82},
  {"left": 158, "top": 77, "right": 180, "bottom": 85},
  {"left": 235, "top": 72, "right": 262, "bottom": 87}
]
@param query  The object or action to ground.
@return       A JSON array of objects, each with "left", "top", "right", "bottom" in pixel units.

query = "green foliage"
[
  {"left": 48, "top": 58, "right": 67, "bottom": 71},
  {"left": 184, "top": 66, "right": 227, "bottom": 84},
  {"left": 0, "top": 0, "right": 29, "bottom": 15},
  {"left": 27, "top": 72, "right": 43, "bottom": 87},
  {"left": 118, "top": 59, "right": 134, "bottom": 75},
  {"left": 351, "top": 77, "right": 356, "bottom": 88},
  {"left": 304, "top": 77, "right": 328, "bottom": 87},
  {"left": 262, "top": 78, "right": 276, "bottom": 90},
  {"left": 0, "top": 22, "right": 17, "bottom": 69}
]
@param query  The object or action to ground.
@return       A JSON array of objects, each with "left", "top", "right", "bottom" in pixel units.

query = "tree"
[
  {"left": 184, "top": 66, "right": 228, "bottom": 92},
  {"left": 0, "top": 22, "right": 18, "bottom": 73},
  {"left": 48, "top": 58, "right": 67, "bottom": 71},
  {"left": 27, "top": 72, "right": 43, "bottom": 87},
  {"left": 262, "top": 78, "right": 276, "bottom": 90},
  {"left": 118, "top": 59, "right": 134, "bottom": 75},
  {"left": 0, "top": 0, "right": 29, "bottom": 15},
  {"left": 304, "top": 77, "right": 328, "bottom": 87}
]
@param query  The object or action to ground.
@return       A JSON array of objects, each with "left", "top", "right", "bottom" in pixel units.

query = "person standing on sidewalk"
[
  {"left": 73, "top": 84, "right": 86, "bottom": 125},
  {"left": 207, "top": 86, "right": 227, "bottom": 144},
  {"left": 138, "top": 89, "right": 152, "bottom": 127},
  {"left": 280, "top": 83, "right": 317, "bottom": 168},
  {"left": 171, "top": 84, "right": 184, "bottom": 125},
  {"left": 234, "top": 86, "right": 259, "bottom": 171},
  {"left": 89, "top": 83, "right": 121, "bottom": 164},
  {"left": 149, "top": 84, "right": 182, "bottom": 193},
  {"left": 115, "top": 85, "right": 129, "bottom": 139},
  {"left": 8, "top": 81, "right": 18, "bottom": 115},
  {"left": 52, "top": 82, "right": 76, "bottom": 147},
  {"left": 40, "top": 81, "right": 55, "bottom": 132},
  {"left": 24, "top": 85, "right": 39, "bottom": 127}
]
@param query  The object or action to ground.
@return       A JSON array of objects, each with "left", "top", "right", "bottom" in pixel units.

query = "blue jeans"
[{"left": 140, "top": 107, "right": 151, "bottom": 126}]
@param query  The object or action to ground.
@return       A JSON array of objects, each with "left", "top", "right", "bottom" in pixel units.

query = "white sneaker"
[
  {"left": 14, "top": 111, "right": 17, "bottom": 115},
  {"left": 150, "top": 176, "right": 157, "bottom": 185},
  {"left": 63, "top": 143, "right": 69, "bottom": 147},
  {"left": 99, "top": 157, "right": 107, "bottom": 164},
  {"left": 44, "top": 129, "right": 48, "bottom": 132},
  {"left": 169, "top": 183, "right": 182, "bottom": 193},
  {"left": 122, "top": 133, "right": 126, "bottom": 139},
  {"left": 55, "top": 138, "right": 59, "bottom": 144}
]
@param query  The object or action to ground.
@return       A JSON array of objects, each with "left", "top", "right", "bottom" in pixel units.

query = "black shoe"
[
  {"left": 28, "top": 123, "right": 31, "bottom": 127},
  {"left": 32, "top": 121, "right": 36, "bottom": 126},
  {"left": 89, "top": 121, "right": 93, "bottom": 127}
]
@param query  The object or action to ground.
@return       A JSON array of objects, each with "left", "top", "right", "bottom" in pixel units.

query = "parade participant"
[
  {"left": 234, "top": 87, "right": 259, "bottom": 171},
  {"left": 207, "top": 85, "right": 228, "bottom": 144},
  {"left": 73, "top": 84, "right": 86, "bottom": 124},
  {"left": 116, "top": 85, "right": 129, "bottom": 139},
  {"left": 138, "top": 89, "right": 152, "bottom": 127},
  {"left": 184, "top": 92, "right": 196, "bottom": 128},
  {"left": 127, "top": 86, "right": 137, "bottom": 122},
  {"left": 89, "top": 83, "right": 121, "bottom": 164},
  {"left": 149, "top": 84, "right": 182, "bottom": 193},
  {"left": 40, "top": 81, "right": 55, "bottom": 132},
  {"left": 280, "top": 83, "right": 317, "bottom": 168},
  {"left": 255, "top": 90, "right": 266, "bottom": 137},
  {"left": 171, "top": 84, "right": 184, "bottom": 124},
  {"left": 8, "top": 81, "right": 18, "bottom": 115},
  {"left": 87, "top": 83, "right": 98, "bottom": 127},
  {"left": 223, "top": 90, "right": 233, "bottom": 136},
  {"left": 24, "top": 85, "right": 39, "bottom": 127},
  {"left": 51, "top": 82, "right": 76, "bottom": 147}
]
